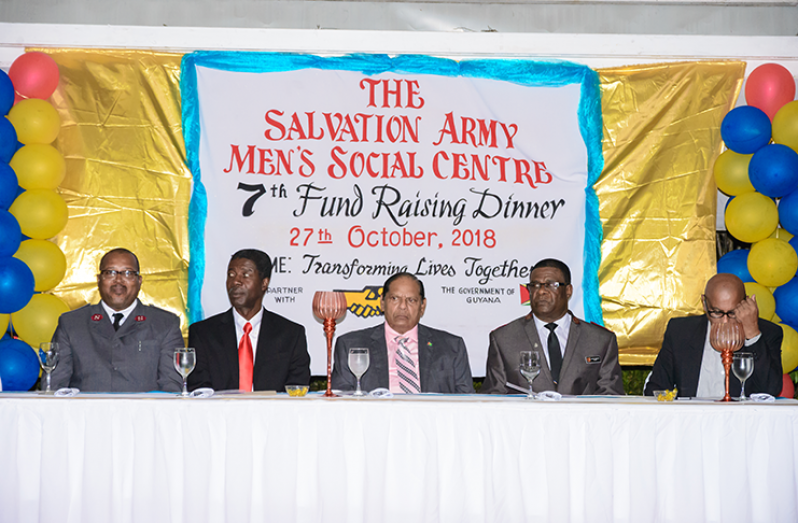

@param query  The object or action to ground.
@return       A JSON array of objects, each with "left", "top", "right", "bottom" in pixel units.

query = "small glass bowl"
[{"left": 285, "top": 385, "right": 309, "bottom": 397}]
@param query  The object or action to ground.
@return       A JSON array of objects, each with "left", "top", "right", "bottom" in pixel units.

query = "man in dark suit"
[
  {"left": 51, "top": 248, "right": 183, "bottom": 392},
  {"left": 645, "top": 273, "right": 783, "bottom": 398},
  {"left": 188, "top": 249, "right": 310, "bottom": 392},
  {"left": 331, "top": 272, "right": 474, "bottom": 394},
  {"left": 482, "top": 258, "right": 624, "bottom": 395}
]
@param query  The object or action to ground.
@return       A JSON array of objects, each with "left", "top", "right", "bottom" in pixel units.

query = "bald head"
[{"left": 703, "top": 273, "right": 746, "bottom": 318}]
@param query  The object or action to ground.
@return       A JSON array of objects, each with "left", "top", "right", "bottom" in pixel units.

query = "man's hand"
[{"left": 735, "top": 295, "right": 761, "bottom": 340}]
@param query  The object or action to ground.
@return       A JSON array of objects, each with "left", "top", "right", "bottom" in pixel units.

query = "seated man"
[
  {"left": 645, "top": 273, "right": 783, "bottom": 398},
  {"left": 332, "top": 272, "right": 474, "bottom": 394},
  {"left": 188, "top": 249, "right": 310, "bottom": 392},
  {"left": 51, "top": 248, "right": 183, "bottom": 392},
  {"left": 482, "top": 258, "right": 624, "bottom": 395}
]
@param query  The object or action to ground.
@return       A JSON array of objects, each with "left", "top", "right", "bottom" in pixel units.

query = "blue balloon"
[
  {"left": 775, "top": 278, "right": 798, "bottom": 326},
  {"left": 0, "top": 117, "right": 17, "bottom": 164},
  {"left": 0, "top": 256, "right": 34, "bottom": 314},
  {"left": 0, "top": 338, "right": 40, "bottom": 391},
  {"left": 717, "top": 249, "right": 754, "bottom": 282},
  {"left": 0, "top": 210, "right": 21, "bottom": 257},
  {"left": 0, "top": 163, "right": 17, "bottom": 210},
  {"left": 780, "top": 189, "right": 798, "bottom": 236},
  {"left": 721, "top": 106, "right": 772, "bottom": 154},
  {"left": 0, "top": 70, "right": 12, "bottom": 116},
  {"left": 749, "top": 144, "right": 798, "bottom": 198}
]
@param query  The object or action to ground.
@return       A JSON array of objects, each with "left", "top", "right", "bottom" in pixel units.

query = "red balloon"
[
  {"left": 780, "top": 373, "right": 795, "bottom": 398},
  {"left": 8, "top": 52, "right": 60, "bottom": 100},
  {"left": 745, "top": 63, "right": 797, "bottom": 121}
]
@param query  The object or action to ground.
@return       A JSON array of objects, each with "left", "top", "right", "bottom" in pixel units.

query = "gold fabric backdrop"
[{"left": 41, "top": 50, "right": 744, "bottom": 359}]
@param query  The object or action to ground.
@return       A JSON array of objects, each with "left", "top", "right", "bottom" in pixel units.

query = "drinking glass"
[
  {"left": 732, "top": 352, "right": 754, "bottom": 401},
  {"left": 173, "top": 347, "right": 196, "bottom": 397},
  {"left": 348, "top": 347, "right": 370, "bottom": 396},
  {"left": 519, "top": 351, "right": 541, "bottom": 400},
  {"left": 39, "top": 342, "right": 59, "bottom": 394}
]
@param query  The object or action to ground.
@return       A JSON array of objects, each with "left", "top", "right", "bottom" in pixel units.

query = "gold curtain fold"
[
  {"left": 597, "top": 61, "right": 746, "bottom": 365},
  {"left": 37, "top": 49, "right": 191, "bottom": 335}
]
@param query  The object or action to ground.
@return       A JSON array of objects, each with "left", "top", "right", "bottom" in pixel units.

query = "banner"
[{"left": 182, "top": 52, "right": 604, "bottom": 375}]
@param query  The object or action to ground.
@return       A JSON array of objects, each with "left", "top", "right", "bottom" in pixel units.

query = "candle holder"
[
  {"left": 709, "top": 321, "right": 745, "bottom": 402},
  {"left": 312, "top": 291, "right": 348, "bottom": 397}
]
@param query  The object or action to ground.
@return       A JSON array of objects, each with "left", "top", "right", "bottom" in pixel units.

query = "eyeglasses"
[
  {"left": 99, "top": 269, "right": 139, "bottom": 280},
  {"left": 706, "top": 309, "right": 736, "bottom": 319},
  {"left": 527, "top": 282, "right": 566, "bottom": 292}
]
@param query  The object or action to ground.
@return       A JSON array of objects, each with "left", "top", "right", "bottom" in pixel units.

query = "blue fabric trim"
[{"left": 180, "top": 52, "right": 605, "bottom": 325}]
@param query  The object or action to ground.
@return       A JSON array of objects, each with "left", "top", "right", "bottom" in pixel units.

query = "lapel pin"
[
  {"left": 91, "top": 314, "right": 103, "bottom": 321},
  {"left": 135, "top": 315, "right": 146, "bottom": 322}
]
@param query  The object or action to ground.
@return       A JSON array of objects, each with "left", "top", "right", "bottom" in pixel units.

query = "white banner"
[{"left": 184, "top": 54, "right": 603, "bottom": 375}]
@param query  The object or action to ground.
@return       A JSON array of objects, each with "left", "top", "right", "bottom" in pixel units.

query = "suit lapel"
[
  {"left": 683, "top": 317, "right": 707, "bottom": 396},
  {"left": 116, "top": 301, "right": 145, "bottom": 339},
  {"left": 523, "top": 317, "right": 555, "bottom": 390},
  {"left": 558, "top": 317, "right": 582, "bottom": 387},
  {"left": 418, "top": 325, "right": 433, "bottom": 392},
  {"left": 90, "top": 303, "right": 116, "bottom": 340},
  {"left": 253, "top": 308, "right": 272, "bottom": 387},
  {"left": 369, "top": 325, "right": 390, "bottom": 389},
  {"left": 218, "top": 309, "right": 239, "bottom": 386}
]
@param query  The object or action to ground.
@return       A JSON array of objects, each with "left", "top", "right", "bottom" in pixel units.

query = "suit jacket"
[
  {"left": 187, "top": 308, "right": 310, "bottom": 392},
  {"left": 481, "top": 313, "right": 624, "bottom": 395},
  {"left": 645, "top": 315, "right": 783, "bottom": 397},
  {"left": 50, "top": 301, "right": 184, "bottom": 392},
  {"left": 331, "top": 323, "right": 475, "bottom": 394}
]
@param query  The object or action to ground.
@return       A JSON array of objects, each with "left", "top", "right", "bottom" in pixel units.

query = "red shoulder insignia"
[
  {"left": 135, "top": 315, "right": 146, "bottom": 322},
  {"left": 91, "top": 314, "right": 103, "bottom": 321}
]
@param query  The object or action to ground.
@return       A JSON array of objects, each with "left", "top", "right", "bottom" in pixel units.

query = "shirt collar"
[
  {"left": 385, "top": 322, "right": 419, "bottom": 345},
  {"left": 232, "top": 307, "right": 264, "bottom": 331},
  {"left": 101, "top": 299, "right": 139, "bottom": 323},
  {"left": 532, "top": 311, "right": 571, "bottom": 331}
]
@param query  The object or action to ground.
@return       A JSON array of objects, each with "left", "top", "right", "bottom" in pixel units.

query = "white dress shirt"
[
  {"left": 101, "top": 299, "right": 138, "bottom": 328},
  {"left": 696, "top": 320, "right": 762, "bottom": 398},
  {"left": 532, "top": 312, "right": 572, "bottom": 368},
  {"left": 232, "top": 307, "right": 263, "bottom": 361}
]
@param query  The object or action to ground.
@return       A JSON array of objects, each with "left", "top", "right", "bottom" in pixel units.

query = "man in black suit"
[
  {"left": 331, "top": 272, "right": 474, "bottom": 394},
  {"left": 645, "top": 273, "right": 783, "bottom": 398},
  {"left": 188, "top": 249, "right": 310, "bottom": 392}
]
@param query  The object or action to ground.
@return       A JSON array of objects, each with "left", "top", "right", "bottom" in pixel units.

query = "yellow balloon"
[
  {"left": 743, "top": 281, "right": 775, "bottom": 321},
  {"left": 8, "top": 189, "right": 68, "bottom": 240},
  {"left": 0, "top": 313, "right": 8, "bottom": 335},
  {"left": 778, "top": 323, "right": 798, "bottom": 373},
  {"left": 13, "top": 240, "right": 67, "bottom": 292},
  {"left": 10, "top": 293, "right": 70, "bottom": 348},
  {"left": 9, "top": 144, "right": 66, "bottom": 190},
  {"left": 748, "top": 238, "right": 798, "bottom": 287},
  {"left": 7, "top": 99, "right": 61, "bottom": 145},
  {"left": 725, "top": 192, "right": 779, "bottom": 243},
  {"left": 773, "top": 312, "right": 782, "bottom": 323},
  {"left": 773, "top": 100, "right": 798, "bottom": 153},
  {"left": 770, "top": 227, "right": 794, "bottom": 242},
  {"left": 714, "top": 149, "right": 754, "bottom": 196}
]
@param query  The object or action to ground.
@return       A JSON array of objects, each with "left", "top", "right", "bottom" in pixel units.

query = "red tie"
[{"left": 239, "top": 322, "right": 253, "bottom": 391}]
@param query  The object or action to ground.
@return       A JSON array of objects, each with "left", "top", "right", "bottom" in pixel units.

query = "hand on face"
[{"left": 734, "top": 295, "right": 761, "bottom": 340}]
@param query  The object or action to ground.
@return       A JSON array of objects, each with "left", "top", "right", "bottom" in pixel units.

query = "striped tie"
[{"left": 395, "top": 337, "right": 421, "bottom": 394}]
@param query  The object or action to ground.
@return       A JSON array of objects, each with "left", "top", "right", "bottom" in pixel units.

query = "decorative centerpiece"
[{"left": 312, "top": 291, "right": 348, "bottom": 397}]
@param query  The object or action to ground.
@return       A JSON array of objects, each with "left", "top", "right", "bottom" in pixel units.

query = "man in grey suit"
[
  {"left": 331, "top": 272, "right": 474, "bottom": 394},
  {"left": 482, "top": 259, "right": 623, "bottom": 395},
  {"left": 50, "top": 248, "right": 183, "bottom": 392}
]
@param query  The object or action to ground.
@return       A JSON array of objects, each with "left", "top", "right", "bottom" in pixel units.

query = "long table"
[{"left": 1, "top": 393, "right": 797, "bottom": 523}]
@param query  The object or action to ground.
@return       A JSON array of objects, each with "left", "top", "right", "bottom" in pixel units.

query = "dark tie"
[
  {"left": 112, "top": 313, "right": 123, "bottom": 331},
  {"left": 545, "top": 322, "right": 562, "bottom": 384}
]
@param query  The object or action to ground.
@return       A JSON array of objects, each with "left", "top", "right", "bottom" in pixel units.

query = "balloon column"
[
  {"left": 715, "top": 62, "right": 798, "bottom": 397},
  {"left": 0, "top": 52, "right": 71, "bottom": 391}
]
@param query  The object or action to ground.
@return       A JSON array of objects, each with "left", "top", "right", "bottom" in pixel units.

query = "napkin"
[
  {"left": 189, "top": 388, "right": 215, "bottom": 398},
  {"left": 536, "top": 390, "right": 562, "bottom": 401},
  {"left": 369, "top": 388, "right": 393, "bottom": 399},
  {"left": 749, "top": 393, "right": 775, "bottom": 403},
  {"left": 54, "top": 388, "right": 80, "bottom": 397}
]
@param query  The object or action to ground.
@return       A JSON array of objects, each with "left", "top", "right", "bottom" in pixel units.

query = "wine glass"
[
  {"left": 732, "top": 352, "right": 754, "bottom": 401},
  {"left": 173, "top": 347, "right": 196, "bottom": 397},
  {"left": 348, "top": 347, "right": 370, "bottom": 396},
  {"left": 519, "top": 351, "right": 541, "bottom": 400},
  {"left": 38, "top": 342, "right": 59, "bottom": 394}
]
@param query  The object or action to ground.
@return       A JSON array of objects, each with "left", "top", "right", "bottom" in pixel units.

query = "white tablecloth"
[{"left": 1, "top": 393, "right": 797, "bottom": 523}]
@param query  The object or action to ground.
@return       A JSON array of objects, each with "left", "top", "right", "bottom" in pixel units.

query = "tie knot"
[
  {"left": 545, "top": 322, "right": 557, "bottom": 333},
  {"left": 244, "top": 322, "right": 252, "bottom": 334}
]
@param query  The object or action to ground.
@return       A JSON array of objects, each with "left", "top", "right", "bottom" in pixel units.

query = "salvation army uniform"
[
  {"left": 50, "top": 300, "right": 184, "bottom": 392},
  {"left": 482, "top": 312, "right": 624, "bottom": 395}
]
